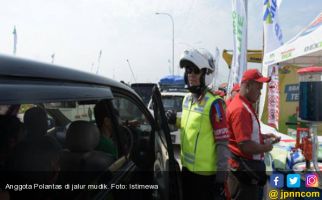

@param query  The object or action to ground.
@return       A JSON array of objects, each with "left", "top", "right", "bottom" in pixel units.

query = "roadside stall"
[
  {"left": 261, "top": 12, "right": 322, "bottom": 135},
  {"left": 262, "top": 12, "right": 322, "bottom": 191}
]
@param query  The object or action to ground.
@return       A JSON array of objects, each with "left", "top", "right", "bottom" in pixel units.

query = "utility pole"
[
  {"left": 13, "top": 26, "right": 17, "bottom": 55},
  {"left": 51, "top": 53, "right": 55, "bottom": 64},
  {"left": 90, "top": 62, "right": 95, "bottom": 73},
  {"left": 126, "top": 59, "right": 137, "bottom": 83},
  {"left": 156, "top": 12, "right": 174, "bottom": 75},
  {"left": 96, "top": 50, "right": 102, "bottom": 74}
]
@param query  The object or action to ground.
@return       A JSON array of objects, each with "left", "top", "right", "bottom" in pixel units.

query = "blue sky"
[{"left": 0, "top": 0, "right": 321, "bottom": 84}]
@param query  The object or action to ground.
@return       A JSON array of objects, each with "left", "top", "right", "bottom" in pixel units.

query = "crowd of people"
[{"left": 166, "top": 48, "right": 281, "bottom": 200}]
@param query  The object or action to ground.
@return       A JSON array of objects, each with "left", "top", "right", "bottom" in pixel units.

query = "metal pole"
[
  {"left": 96, "top": 50, "right": 102, "bottom": 74},
  {"left": 90, "top": 62, "right": 95, "bottom": 73},
  {"left": 51, "top": 53, "right": 55, "bottom": 64},
  {"left": 13, "top": 26, "right": 17, "bottom": 56},
  {"left": 245, "top": 0, "right": 248, "bottom": 70},
  {"left": 310, "top": 123, "right": 321, "bottom": 177},
  {"left": 156, "top": 12, "right": 174, "bottom": 75},
  {"left": 126, "top": 59, "right": 137, "bottom": 83}
]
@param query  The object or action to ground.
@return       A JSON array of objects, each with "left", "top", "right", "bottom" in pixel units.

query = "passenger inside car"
[
  {"left": 23, "top": 107, "right": 48, "bottom": 139},
  {"left": 94, "top": 100, "right": 118, "bottom": 159},
  {"left": 7, "top": 136, "right": 61, "bottom": 200},
  {"left": 59, "top": 120, "right": 115, "bottom": 187},
  {"left": 0, "top": 115, "right": 25, "bottom": 169},
  {"left": 10, "top": 135, "right": 61, "bottom": 179}
]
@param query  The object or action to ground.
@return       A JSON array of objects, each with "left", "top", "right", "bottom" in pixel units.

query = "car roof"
[
  {"left": 160, "top": 91, "right": 188, "bottom": 96},
  {"left": 131, "top": 83, "right": 157, "bottom": 86},
  {"left": 0, "top": 54, "right": 137, "bottom": 95}
]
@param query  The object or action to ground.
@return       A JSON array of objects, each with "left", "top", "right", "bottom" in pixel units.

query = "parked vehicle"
[{"left": 0, "top": 55, "right": 181, "bottom": 200}]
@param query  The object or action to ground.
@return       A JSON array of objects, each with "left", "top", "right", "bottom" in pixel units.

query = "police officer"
[{"left": 167, "top": 48, "right": 229, "bottom": 200}]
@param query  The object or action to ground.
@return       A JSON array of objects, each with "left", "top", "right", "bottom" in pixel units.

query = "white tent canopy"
[
  {"left": 263, "top": 12, "right": 322, "bottom": 66},
  {"left": 260, "top": 12, "right": 322, "bottom": 120},
  {"left": 260, "top": 12, "right": 322, "bottom": 174}
]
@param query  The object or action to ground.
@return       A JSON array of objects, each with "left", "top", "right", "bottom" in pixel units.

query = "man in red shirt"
[
  {"left": 226, "top": 69, "right": 280, "bottom": 200},
  {"left": 226, "top": 83, "right": 240, "bottom": 107}
]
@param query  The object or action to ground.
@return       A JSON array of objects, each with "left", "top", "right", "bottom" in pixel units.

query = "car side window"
[
  {"left": 113, "top": 96, "right": 152, "bottom": 134},
  {"left": 112, "top": 95, "right": 154, "bottom": 168}
]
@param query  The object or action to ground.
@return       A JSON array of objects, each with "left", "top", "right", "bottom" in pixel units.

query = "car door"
[{"left": 151, "top": 86, "right": 182, "bottom": 200}]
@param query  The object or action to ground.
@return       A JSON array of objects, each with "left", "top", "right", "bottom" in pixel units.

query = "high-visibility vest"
[{"left": 180, "top": 91, "right": 221, "bottom": 175}]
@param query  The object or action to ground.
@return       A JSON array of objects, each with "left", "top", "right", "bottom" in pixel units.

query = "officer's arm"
[
  {"left": 210, "top": 100, "right": 229, "bottom": 183},
  {"left": 216, "top": 140, "right": 229, "bottom": 182}
]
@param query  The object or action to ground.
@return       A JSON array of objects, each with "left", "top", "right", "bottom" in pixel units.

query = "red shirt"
[
  {"left": 225, "top": 97, "right": 233, "bottom": 107},
  {"left": 226, "top": 93, "right": 263, "bottom": 160}
]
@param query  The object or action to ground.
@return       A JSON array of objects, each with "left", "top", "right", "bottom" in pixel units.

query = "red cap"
[
  {"left": 241, "top": 69, "right": 271, "bottom": 83},
  {"left": 232, "top": 84, "right": 240, "bottom": 92}
]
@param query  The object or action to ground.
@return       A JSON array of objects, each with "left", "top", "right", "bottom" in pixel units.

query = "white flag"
[
  {"left": 228, "top": 0, "right": 247, "bottom": 95},
  {"left": 263, "top": 0, "right": 283, "bottom": 129},
  {"left": 212, "top": 47, "right": 220, "bottom": 88},
  {"left": 263, "top": 0, "right": 283, "bottom": 53}
]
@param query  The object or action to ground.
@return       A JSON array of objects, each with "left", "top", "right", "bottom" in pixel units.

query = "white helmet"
[{"left": 179, "top": 48, "right": 216, "bottom": 86}]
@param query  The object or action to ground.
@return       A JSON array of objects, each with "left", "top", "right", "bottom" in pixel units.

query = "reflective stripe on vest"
[
  {"left": 242, "top": 102, "right": 263, "bottom": 160},
  {"left": 180, "top": 91, "right": 221, "bottom": 175}
]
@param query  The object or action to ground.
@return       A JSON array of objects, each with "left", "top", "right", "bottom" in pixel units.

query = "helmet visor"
[{"left": 185, "top": 66, "right": 200, "bottom": 74}]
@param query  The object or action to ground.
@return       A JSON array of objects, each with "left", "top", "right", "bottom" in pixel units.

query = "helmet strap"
[
  {"left": 188, "top": 85, "right": 206, "bottom": 96},
  {"left": 200, "top": 72, "right": 206, "bottom": 87}
]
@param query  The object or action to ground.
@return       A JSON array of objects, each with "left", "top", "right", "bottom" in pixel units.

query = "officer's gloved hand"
[
  {"left": 165, "top": 110, "right": 177, "bottom": 125},
  {"left": 214, "top": 182, "right": 226, "bottom": 200}
]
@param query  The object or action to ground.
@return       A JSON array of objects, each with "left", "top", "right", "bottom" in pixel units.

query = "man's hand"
[
  {"left": 263, "top": 133, "right": 281, "bottom": 144},
  {"left": 239, "top": 140, "right": 273, "bottom": 154},
  {"left": 165, "top": 110, "right": 177, "bottom": 125},
  {"left": 263, "top": 143, "right": 273, "bottom": 152},
  {"left": 262, "top": 133, "right": 279, "bottom": 139}
]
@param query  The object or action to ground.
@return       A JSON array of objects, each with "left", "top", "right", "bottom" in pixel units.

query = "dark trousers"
[
  {"left": 227, "top": 170, "right": 261, "bottom": 200},
  {"left": 182, "top": 167, "right": 217, "bottom": 200}
]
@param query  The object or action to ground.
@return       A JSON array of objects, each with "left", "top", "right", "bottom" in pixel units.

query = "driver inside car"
[{"left": 94, "top": 100, "right": 118, "bottom": 159}]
